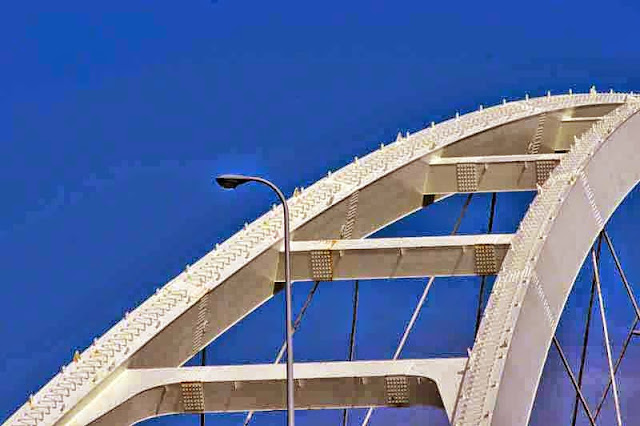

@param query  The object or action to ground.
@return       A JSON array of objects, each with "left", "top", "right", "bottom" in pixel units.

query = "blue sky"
[{"left": 3, "top": 1, "right": 640, "bottom": 424}]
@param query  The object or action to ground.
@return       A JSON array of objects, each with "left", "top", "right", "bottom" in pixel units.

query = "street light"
[{"left": 215, "top": 174, "right": 295, "bottom": 426}]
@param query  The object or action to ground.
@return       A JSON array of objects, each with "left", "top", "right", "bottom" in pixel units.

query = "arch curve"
[
  {"left": 454, "top": 99, "right": 640, "bottom": 425},
  {"left": 5, "top": 92, "right": 637, "bottom": 425}
]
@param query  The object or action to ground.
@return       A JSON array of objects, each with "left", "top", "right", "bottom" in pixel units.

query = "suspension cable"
[
  {"left": 200, "top": 347, "right": 206, "bottom": 426},
  {"left": 552, "top": 336, "right": 596, "bottom": 426},
  {"left": 592, "top": 249, "right": 623, "bottom": 426},
  {"left": 570, "top": 234, "right": 603, "bottom": 426},
  {"left": 591, "top": 230, "right": 640, "bottom": 422},
  {"left": 603, "top": 231, "right": 640, "bottom": 321},
  {"left": 342, "top": 280, "right": 360, "bottom": 426},
  {"left": 361, "top": 193, "right": 474, "bottom": 426},
  {"left": 594, "top": 316, "right": 638, "bottom": 420},
  {"left": 474, "top": 193, "right": 497, "bottom": 339},
  {"left": 243, "top": 281, "right": 321, "bottom": 426}
]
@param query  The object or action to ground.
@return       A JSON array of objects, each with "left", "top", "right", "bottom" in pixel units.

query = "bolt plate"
[
  {"left": 341, "top": 191, "right": 359, "bottom": 239},
  {"left": 181, "top": 382, "right": 205, "bottom": 412},
  {"left": 475, "top": 244, "right": 498, "bottom": 275},
  {"left": 535, "top": 160, "right": 557, "bottom": 186},
  {"left": 385, "top": 375, "right": 410, "bottom": 406},
  {"left": 310, "top": 250, "right": 333, "bottom": 281},
  {"left": 456, "top": 164, "right": 478, "bottom": 192},
  {"left": 192, "top": 294, "right": 208, "bottom": 352}
]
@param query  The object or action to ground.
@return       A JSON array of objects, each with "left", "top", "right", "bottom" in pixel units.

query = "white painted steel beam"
[
  {"left": 424, "top": 153, "right": 563, "bottom": 194},
  {"left": 560, "top": 116, "right": 603, "bottom": 123},
  {"left": 278, "top": 234, "right": 513, "bottom": 281},
  {"left": 75, "top": 358, "right": 467, "bottom": 426}
]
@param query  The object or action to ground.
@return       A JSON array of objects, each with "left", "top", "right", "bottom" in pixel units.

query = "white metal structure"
[{"left": 5, "top": 90, "right": 640, "bottom": 425}]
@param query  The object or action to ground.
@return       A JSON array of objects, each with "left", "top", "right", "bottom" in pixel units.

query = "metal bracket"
[
  {"left": 474, "top": 244, "right": 498, "bottom": 275},
  {"left": 310, "top": 250, "right": 333, "bottom": 281},
  {"left": 385, "top": 375, "right": 410, "bottom": 406},
  {"left": 535, "top": 160, "right": 557, "bottom": 186},
  {"left": 181, "top": 382, "right": 205, "bottom": 412},
  {"left": 456, "top": 164, "right": 478, "bottom": 192}
]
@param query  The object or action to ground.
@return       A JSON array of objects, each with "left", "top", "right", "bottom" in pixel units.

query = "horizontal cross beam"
[
  {"left": 424, "top": 153, "right": 563, "bottom": 194},
  {"left": 80, "top": 358, "right": 467, "bottom": 425},
  {"left": 278, "top": 234, "right": 512, "bottom": 281}
]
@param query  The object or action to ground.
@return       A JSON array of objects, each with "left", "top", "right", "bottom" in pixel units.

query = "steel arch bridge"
[{"left": 6, "top": 90, "right": 640, "bottom": 426}]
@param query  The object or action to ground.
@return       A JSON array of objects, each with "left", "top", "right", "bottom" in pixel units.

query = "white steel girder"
[
  {"left": 70, "top": 358, "right": 467, "bottom": 425},
  {"left": 5, "top": 93, "right": 636, "bottom": 426},
  {"left": 424, "top": 153, "right": 562, "bottom": 194},
  {"left": 281, "top": 234, "right": 512, "bottom": 281}
]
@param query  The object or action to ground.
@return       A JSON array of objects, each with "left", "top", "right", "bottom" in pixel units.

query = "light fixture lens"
[{"left": 215, "top": 174, "right": 252, "bottom": 189}]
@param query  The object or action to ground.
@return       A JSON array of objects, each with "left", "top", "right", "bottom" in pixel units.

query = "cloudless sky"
[{"left": 3, "top": 1, "right": 640, "bottom": 424}]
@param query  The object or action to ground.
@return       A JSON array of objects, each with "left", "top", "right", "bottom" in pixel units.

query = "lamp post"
[{"left": 215, "top": 174, "right": 295, "bottom": 426}]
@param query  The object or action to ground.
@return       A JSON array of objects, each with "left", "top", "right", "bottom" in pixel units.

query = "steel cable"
[
  {"left": 243, "top": 281, "right": 322, "bottom": 426},
  {"left": 361, "top": 193, "right": 474, "bottom": 426}
]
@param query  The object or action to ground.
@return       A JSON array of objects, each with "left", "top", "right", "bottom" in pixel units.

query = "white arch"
[
  {"left": 5, "top": 92, "right": 635, "bottom": 425},
  {"left": 454, "top": 98, "right": 640, "bottom": 425}
]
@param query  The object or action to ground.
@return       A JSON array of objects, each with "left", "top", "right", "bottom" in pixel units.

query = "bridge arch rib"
[
  {"left": 5, "top": 92, "right": 637, "bottom": 426},
  {"left": 454, "top": 99, "right": 640, "bottom": 425}
]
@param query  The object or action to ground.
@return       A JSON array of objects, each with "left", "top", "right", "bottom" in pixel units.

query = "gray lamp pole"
[{"left": 215, "top": 174, "right": 295, "bottom": 426}]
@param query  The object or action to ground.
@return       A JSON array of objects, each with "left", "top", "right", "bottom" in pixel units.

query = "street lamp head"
[{"left": 215, "top": 174, "right": 253, "bottom": 189}]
